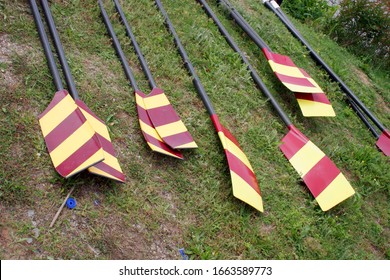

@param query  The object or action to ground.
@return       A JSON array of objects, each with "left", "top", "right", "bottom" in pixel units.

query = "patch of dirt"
[{"left": 352, "top": 67, "right": 372, "bottom": 86}]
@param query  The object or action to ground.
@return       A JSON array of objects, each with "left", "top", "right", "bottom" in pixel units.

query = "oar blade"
[
  {"left": 38, "top": 90, "right": 105, "bottom": 178},
  {"left": 75, "top": 100, "right": 126, "bottom": 183},
  {"left": 136, "top": 90, "right": 184, "bottom": 159},
  {"left": 211, "top": 115, "right": 264, "bottom": 212},
  {"left": 262, "top": 49, "right": 335, "bottom": 116},
  {"left": 280, "top": 125, "right": 355, "bottom": 211},
  {"left": 376, "top": 130, "right": 390, "bottom": 156},
  {"left": 143, "top": 88, "right": 198, "bottom": 149}
]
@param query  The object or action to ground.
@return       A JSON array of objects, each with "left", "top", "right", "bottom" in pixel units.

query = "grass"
[{"left": 0, "top": 0, "right": 389, "bottom": 260}]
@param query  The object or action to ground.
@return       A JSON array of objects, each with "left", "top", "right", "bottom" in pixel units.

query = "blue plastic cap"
[{"left": 66, "top": 197, "right": 77, "bottom": 209}]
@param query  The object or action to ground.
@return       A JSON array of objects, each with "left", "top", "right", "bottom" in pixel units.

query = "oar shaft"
[
  {"left": 98, "top": 0, "right": 139, "bottom": 91},
  {"left": 41, "top": 0, "right": 79, "bottom": 100},
  {"left": 113, "top": 0, "right": 157, "bottom": 89},
  {"left": 155, "top": 0, "right": 215, "bottom": 116},
  {"left": 30, "top": 0, "right": 63, "bottom": 91},
  {"left": 198, "top": 0, "right": 291, "bottom": 126},
  {"left": 264, "top": 0, "right": 387, "bottom": 133}
]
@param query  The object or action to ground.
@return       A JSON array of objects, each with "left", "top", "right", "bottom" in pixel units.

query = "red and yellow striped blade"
[
  {"left": 143, "top": 88, "right": 197, "bottom": 149},
  {"left": 38, "top": 90, "right": 104, "bottom": 178},
  {"left": 262, "top": 49, "right": 335, "bottom": 117},
  {"left": 376, "top": 129, "right": 390, "bottom": 156},
  {"left": 75, "top": 100, "right": 125, "bottom": 183},
  {"left": 135, "top": 90, "right": 184, "bottom": 159},
  {"left": 280, "top": 125, "right": 355, "bottom": 211},
  {"left": 211, "top": 115, "right": 263, "bottom": 212}
]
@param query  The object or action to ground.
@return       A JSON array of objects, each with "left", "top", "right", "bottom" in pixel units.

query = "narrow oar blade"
[
  {"left": 38, "top": 90, "right": 105, "bottom": 178},
  {"left": 136, "top": 90, "right": 184, "bottom": 159},
  {"left": 262, "top": 49, "right": 335, "bottom": 117},
  {"left": 75, "top": 100, "right": 125, "bottom": 183},
  {"left": 143, "top": 88, "right": 198, "bottom": 149},
  {"left": 211, "top": 115, "right": 263, "bottom": 212},
  {"left": 280, "top": 125, "right": 355, "bottom": 211},
  {"left": 376, "top": 130, "right": 390, "bottom": 156}
]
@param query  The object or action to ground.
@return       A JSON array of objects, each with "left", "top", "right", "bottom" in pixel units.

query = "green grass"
[{"left": 0, "top": 0, "right": 388, "bottom": 260}]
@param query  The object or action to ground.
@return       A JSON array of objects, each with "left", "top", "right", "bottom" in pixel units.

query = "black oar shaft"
[
  {"left": 198, "top": 0, "right": 291, "bottom": 126},
  {"left": 155, "top": 0, "right": 215, "bottom": 116},
  {"left": 98, "top": 0, "right": 139, "bottom": 91},
  {"left": 30, "top": 0, "right": 63, "bottom": 91},
  {"left": 113, "top": 0, "right": 157, "bottom": 89},
  {"left": 41, "top": 0, "right": 79, "bottom": 100},
  {"left": 264, "top": 1, "right": 386, "bottom": 133}
]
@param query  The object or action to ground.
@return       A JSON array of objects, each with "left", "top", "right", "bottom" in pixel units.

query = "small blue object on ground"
[
  {"left": 66, "top": 197, "right": 77, "bottom": 209},
  {"left": 179, "top": 248, "right": 189, "bottom": 260}
]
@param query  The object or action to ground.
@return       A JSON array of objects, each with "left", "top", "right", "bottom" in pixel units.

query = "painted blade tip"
[{"left": 376, "top": 130, "right": 390, "bottom": 156}]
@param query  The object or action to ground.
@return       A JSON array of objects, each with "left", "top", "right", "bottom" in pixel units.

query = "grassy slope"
[{"left": 0, "top": 0, "right": 388, "bottom": 260}]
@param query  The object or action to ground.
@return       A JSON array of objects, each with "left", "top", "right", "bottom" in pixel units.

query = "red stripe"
[
  {"left": 295, "top": 92, "right": 332, "bottom": 105},
  {"left": 44, "top": 109, "right": 87, "bottom": 153},
  {"left": 75, "top": 100, "right": 105, "bottom": 125},
  {"left": 376, "top": 129, "right": 390, "bottom": 156},
  {"left": 96, "top": 134, "right": 116, "bottom": 156},
  {"left": 136, "top": 104, "right": 153, "bottom": 125},
  {"left": 39, "top": 90, "right": 69, "bottom": 119},
  {"left": 55, "top": 135, "right": 102, "bottom": 177},
  {"left": 303, "top": 156, "right": 341, "bottom": 198},
  {"left": 142, "top": 131, "right": 184, "bottom": 158},
  {"left": 161, "top": 131, "right": 195, "bottom": 148},
  {"left": 147, "top": 104, "right": 181, "bottom": 127},
  {"left": 148, "top": 87, "right": 164, "bottom": 96},
  {"left": 274, "top": 72, "right": 317, "bottom": 88},
  {"left": 262, "top": 48, "right": 296, "bottom": 67},
  {"left": 225, "top": 149, "right": 260, "bottom": 195},
  {"left": 210, "top": 114, "right": 223, "bottom": 132},
  {"left": 90, "top": 161, "right": 125, "bottom": 182},
  {"left": 279, "top": 125, "right": 309, "bottom": 160}
]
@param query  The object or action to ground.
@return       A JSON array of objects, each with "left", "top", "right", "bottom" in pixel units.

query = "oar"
[
  {"left": 264, "top": 0, "right": 390, "bottom": 156},
  {"left": 113, "top": 0, "right": 197, "bottom": 150},
  {"left": 40, "top": 0, "right": 125, "bottom": 182},
  {"left": 217, "top": 0, "right": 335, "bottom": 117},
  {"left": 197, "top": 0, "right": 355, "bottom": 211},
  {"left": 30, "top": 0, "right": 105, "bottom": 178},
  {"left": 155, "top": 0, "right": 263, "bottom": 212},
  {"left": 98, "top": 0, "right": 183, "bottom": 159}
]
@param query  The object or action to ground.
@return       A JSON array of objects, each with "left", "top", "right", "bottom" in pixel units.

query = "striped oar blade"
[
  {"left": 143, "top": 88, "right": 198, "bottom": 149},
  {"left": 262, "top": 49, "right": 335, "bottom": 117},
  {"left": 280, "top": 125, "right": 355, "bottom": 211},
  {"left": 211, "top": 115, "right": 263, "bottom": 212},
  {"left": 75, "top": 100, "right": 125, "bottom": 183},
  {"left": 376, "top": 130, "right": 390, "bottom": 156},
  {"left": 136, "top": 90, "right": 184, "bottom": 159},
  {"left": 38, "top": 90, "right": 104, "bottom": 178}
]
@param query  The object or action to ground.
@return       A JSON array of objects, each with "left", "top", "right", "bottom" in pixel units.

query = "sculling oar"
[
  {"left": 155, "top": 0, "right": 263, "bottom": 212},
  {"left": 98, "top": 0, "right": 183, "bottom": 159},
  {"left": 30, "top": 0, "right": 105, "bottom": 178},
  {"left": 264, "top": 0, "right": 390, "bottom": 156},
  {"left": 197, "top": 0, "right": 355, "bottom": 211},
  {"left": 40, "top": 0, "right": 125, "bottom": 182},
  {"left": 113, "top": 0, "right": 197, "bottom": 150},
  {"left": 217, "top": 0, "right": 335, "bottom": 117}
]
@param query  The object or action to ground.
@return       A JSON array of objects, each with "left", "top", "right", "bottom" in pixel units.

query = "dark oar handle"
[
  {"left": 98, "top": 0, "right": 139, "bottom": 91},
  {"left": 218, "top": 0, "right": 270, "bottom": 51},
  {"left": 197, "top": 0, "right": 291, "bottom": 126},
  {"left": 30, "top": 0, "right": 63, "bottom": 91},
  {"left": 41, "top": 0, "right": 79, "bottom": 100},
  {"left": 264, "top": 0, "right": 387, "bottom": 133},
  {"left": 113, "top": 0, "right": 157, "bottom": 89},
  {"left": 155, "top": 0, "right": 215, "bottom": 116}
]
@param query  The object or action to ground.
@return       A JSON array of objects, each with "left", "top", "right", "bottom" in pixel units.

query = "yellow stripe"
[
  {"left": 280, "top": 82, "right": 324, "bottom": 93},
  {"left": 315, "top": 173, "right": 355, "bottom": 211},
  {"left": 224, "top": 135, "right": 254, "bottom": 173},
  {"left": 39, "top": 94, "right": 77, "bottom": 137},
  {"left": 50, "top": 122, "right": 96, "bottom": 167},
  {"left": 155, "top": 120, "right": 188, "bottom": 138},
  {"left": 217, "top": 131, "right": 227, "bottom": 149},
  {"left": 307, "top": 77, "right": 324, "bottom": 91},
  {"left": 268, "top": 60, "right": 306, "bottom": 78},
  {"left": 297, "top": 99, "right": 336, "bottom": 117},
  {"left": 79, "top": 108, "right": 111, "bottom": 141},
  {"left": 65, "top": 148, "right": 104, "bottom": 178},
  {"left": 231, "top": 171, "right": 263, "bottom": 212},
  {"left": 89, "top": 152, "right": 123, "bottom": 173},
  {"left": 147, "top": 142, "right": 182, "bottom": 159},
  {"left": 139, "top": 119, "right": 163, "bottom": 141},
  {"left": 143, "top": 92, "right": 171, "bottom": 109},
  {"left": 135, "top": 93, "right": 146, "bottom": 109},
  {"left": 289, "top": 141, "right": 325, "bottom": 177},
  {"left": 175, "top": 141, "right": 198, "bottom": 149}
]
